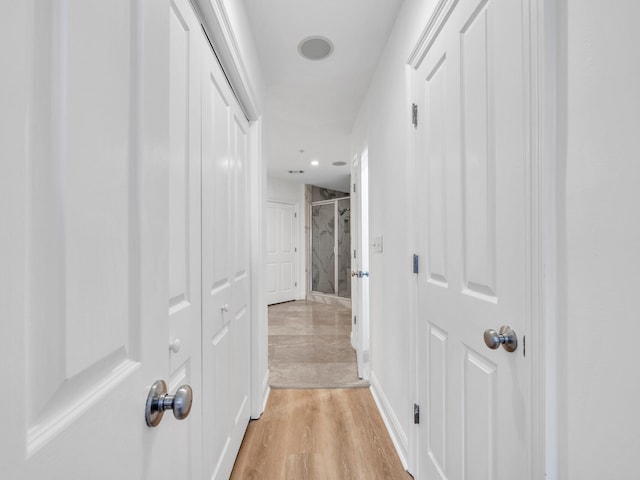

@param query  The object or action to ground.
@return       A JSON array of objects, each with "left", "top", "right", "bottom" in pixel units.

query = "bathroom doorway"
[{"left": 310, "top": 196, "right": 351, "bottom": 301}]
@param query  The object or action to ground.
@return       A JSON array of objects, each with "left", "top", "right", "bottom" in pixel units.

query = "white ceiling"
[{"left": 243, "top": 0, "right": 404, "bottom": 192}]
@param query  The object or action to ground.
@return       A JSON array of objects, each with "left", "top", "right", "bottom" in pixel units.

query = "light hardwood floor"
[{"left": 230, "top": 389, "right": 412, "bottom": 479}]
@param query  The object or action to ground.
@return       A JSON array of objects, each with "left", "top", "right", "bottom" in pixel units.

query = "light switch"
[{"left": 373, "top": 235, "right": 383, "bottom": 253}]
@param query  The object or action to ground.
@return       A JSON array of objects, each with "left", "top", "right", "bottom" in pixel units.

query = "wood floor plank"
[{"left": 230, "top": 389, "right": 412, "bottom": 479}]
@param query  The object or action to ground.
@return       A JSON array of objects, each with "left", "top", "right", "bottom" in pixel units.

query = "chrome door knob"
[
  {"left": 145, "top": 380, "right": 193, "bottom": 427},
  {"left": 169, "top": 338, "right": 182, "bottom": 354},
  {"left": 483, "top": 325, "right": 518, "bottom": 352}
]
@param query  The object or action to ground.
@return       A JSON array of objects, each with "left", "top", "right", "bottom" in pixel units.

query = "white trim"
[
  {"left": 531, "top": 0, "right": 557, "bottom": 478},
  {"left": 193, "top": 0, "right": 260, "bottom": 121},
  {"left": 407, "top": 0, "right": 459, "bottom": 67},
  {"left": 405, "top": 62, "right": 419, "bottom": 477},
  {"left": 249, "top": 117, "right": 268, "bottom": 418},
  {"left": 369, "top": 373, "right": 409, "bottom": 470}
]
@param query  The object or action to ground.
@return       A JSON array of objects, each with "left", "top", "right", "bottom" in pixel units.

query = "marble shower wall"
[
  {"left": 309, "top": 186, "right": 351, "bottom": 299},
  {"left": 311, "top": 203, "right": 335, "bottom": 294},
  {"left": 312, "top": 186, "right": 349, "bottom": 202},
  {"left": 337, "top": 198, "right": 351, "bottom": 298}
]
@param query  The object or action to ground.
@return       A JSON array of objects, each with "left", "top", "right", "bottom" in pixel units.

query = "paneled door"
[
  {"left": 1, "top": 1, "right": 195, "bottom": 478},
  {"left": 201, "top": 35, "right": 252, "bottom": 480},
  {"left": 350, "top": 152, "right": 370, "bottom": 380},
  {"left": 414, "top": 0, "right": 531, "bottom": 478},
  {"left": 168, "top": 0, "right": 204, "bottom": 477},
  {"left": 266, "top": 202, "right": 297, "bottom": 305}
]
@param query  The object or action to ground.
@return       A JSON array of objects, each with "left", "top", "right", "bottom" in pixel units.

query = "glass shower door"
[{"left": 311, "top": 203, "right": 335, "bottom": 294}]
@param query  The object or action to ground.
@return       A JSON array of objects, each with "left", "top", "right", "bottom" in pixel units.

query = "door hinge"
[
  {"left": 294, "top": 212, "right": 297, "bottom": 218},
  {"left": 413, "top": 254, "right": 419, "bottom": 274},
  {"left": 295, "top": 281, "right": 298, "bottom": 287},
  {"left": 353, "top": 315, "right": 357, "bottom": 325},
  {"left": 414, "top": 404, "right": 420, "bottom": 424},
  {"left": 412, "top": 103, "right": 418, "bottom": 127},
  {"left": 523, "top": 335, "right": 526, "bottom": 357},
  {"left": 353, "top": 183, "right": 357, "bottom": 193},
  {"left": 294, "top": 247, "right": 297, "bottom": 252},
  {"left": 353, "top": 249, "right": 357, "bottom": 259}
]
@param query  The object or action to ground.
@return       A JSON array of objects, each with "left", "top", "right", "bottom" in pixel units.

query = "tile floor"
[{"left": 268, "top": 300, "right": 369, "bottom": 388}]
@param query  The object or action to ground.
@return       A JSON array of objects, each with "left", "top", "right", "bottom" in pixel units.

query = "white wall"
[
  {"left": 350, "top": 0, "right": 437, "bottom": 464},
  {"left": 266, "top": 176, "right": 307, "bottom": 299},
  {"left": 556, "top": 2, "right": 640, "bottom": 478}
]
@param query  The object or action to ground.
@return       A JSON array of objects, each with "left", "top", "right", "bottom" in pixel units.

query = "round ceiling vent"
[{"left": 298, "top": 36, "right": 334, "bottom": 61}]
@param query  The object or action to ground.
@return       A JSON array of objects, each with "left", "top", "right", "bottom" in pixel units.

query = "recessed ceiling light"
[
  {"left": 298, "top": 36, "right": 334, "bottom": 61},
  {"left": 332, "top": 161, "right": 347, "bottom": 167},
  {"left": 310, "top": 160, "right": 319, "bottom": 166}
]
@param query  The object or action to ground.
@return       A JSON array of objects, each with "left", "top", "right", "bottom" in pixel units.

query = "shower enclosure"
[{"left": 310, "top": 197, "right": 351, "bottom": 298}]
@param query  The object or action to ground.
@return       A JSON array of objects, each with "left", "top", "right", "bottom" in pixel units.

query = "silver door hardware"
[
  {"left": 413, "top": 254, "right": 419, "bottom": 274},
  {"left": 412, "top": 103, "right": 418, "bottom": 127},
  {"left": 358, "top": 271, "right": 369, "bottom": 278},
  {"left": 169, "top": 338, "right": 182, "bottom": 354},
  {"left": 145, "top": 380, "right": 193, "bottom": 427},
  {"left": 483, "top": 325, "right": 518, "bottom": 352},
  {"left": 221, "top": 304, "right": 229, "bottom": 312}
]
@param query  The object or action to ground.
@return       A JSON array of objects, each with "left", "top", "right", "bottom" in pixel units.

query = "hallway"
[
  {"left": 268, "top": 301, "right": 368, "bottom": 389},
  {"left": 230, "top": 388, "right": 411, "bottom": 479}
]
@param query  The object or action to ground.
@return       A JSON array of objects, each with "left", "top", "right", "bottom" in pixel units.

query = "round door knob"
[
  {"left": 169, "top": 338, "right": 182, "bottom": 354},
  {"left": 145, "top": 380, "right": 193, "bottom": 427},
  {"left": 483, "top": 325, "right": 518, "bottom": 352}
]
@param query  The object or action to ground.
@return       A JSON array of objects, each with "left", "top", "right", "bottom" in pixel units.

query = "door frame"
[
  {"left": 406, "top": 0, "right": 555, "bottom": 476},
  {"left": 308, "top": 198, "right": 351, "bottom": 297}
]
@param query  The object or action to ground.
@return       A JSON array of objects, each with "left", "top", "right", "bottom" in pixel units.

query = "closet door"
[
  {"left": 266, "top": 201, "right": 297, "bottom": 305},
  {"left": 201, "top": 34, "right": 252, "bottom": 480}
]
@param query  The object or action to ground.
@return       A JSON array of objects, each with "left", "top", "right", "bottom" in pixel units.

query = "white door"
[
  {"left": 266, "top": 201, "right": 297, "bottom": 305},
  {"left": 350, "top": 152, "right": 371, "bottom": 380},
  {"left": 1, "top": 1, "right": 195, "bottom": 478},
  {"left": 201, "top": 37, "right": 252, "bottom": 480},
  {"left": 415, "top": 0, "right": 530, "bottom": 478},
  {"left": 168, "top": 0, "right": 204, "bottom": 476}
]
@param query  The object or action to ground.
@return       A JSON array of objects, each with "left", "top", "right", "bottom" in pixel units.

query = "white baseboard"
[
  {"left": 252, "top": 370, "right": 270, "bottom": 420},
  {"left": 369, "top": 371, "right": 409, "bottom": 470}
]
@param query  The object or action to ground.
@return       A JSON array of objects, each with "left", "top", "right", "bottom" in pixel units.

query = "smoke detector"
[{"left": 298, "top": 36, "right": 334, "bottom": 61}]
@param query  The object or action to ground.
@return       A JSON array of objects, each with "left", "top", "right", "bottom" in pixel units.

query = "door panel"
[
  {"left": 415, "top": 0, "right": 529, "bottom": 479},
  {"left": 202, "top": 38, "right": 251, "bottom": 480},
  {"left": 460, "top": 4, "right": 497, "bottom": 299},
  {"left": 5, "top": 1, "right": 176, "bottom": 477},
  {"left": 168, "top": 0, "right": 203, "bottom": 477}
]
